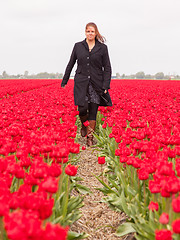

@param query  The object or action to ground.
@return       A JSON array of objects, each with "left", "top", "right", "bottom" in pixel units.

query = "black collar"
[{"left": 82, "top": 38, "right": 101, "bottom": 54}]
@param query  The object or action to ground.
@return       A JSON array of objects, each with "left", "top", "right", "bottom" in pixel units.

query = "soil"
[{"left": 70, "top": 135, "right": 135, "bottom": 240}]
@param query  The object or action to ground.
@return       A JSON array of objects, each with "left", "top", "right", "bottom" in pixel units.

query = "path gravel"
[{"left": 70, "top": 135, "right": 135, "bottom": 240}]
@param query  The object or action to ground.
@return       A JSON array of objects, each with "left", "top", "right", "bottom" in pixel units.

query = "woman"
[{"left": 61, "top": 22, "right": 112, "bottom": 146}]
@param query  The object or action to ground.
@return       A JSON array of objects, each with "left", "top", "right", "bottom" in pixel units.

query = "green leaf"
[
  {"left": 96, "top": 187, "right": 115, "bottom": 195},
  {"left": 148, "top": 210, "right": 159, "bottom": 230},
  {"left": 64, "top": 211, "right": 82, "bottom": 225},
  {"left": 133, "top": 221, "right": 155, "bottom": 239},
  {"left": 127, "top": 185, "right": 136, "bottom": 198},
  {"left": 116, "top": 222, "right": 136, "bottom": 237},
  {"left": 67, "top": 231, "right": 89, "bottom": 240},
  {"left": 67, "top": 196, "right": 84, "bottom": 213},
  {"left": 71, "top": 176, "right": 84, "bottom": 181},
  {"left": 135, "top": 234, "right": 149, "bottom": 240},
  {"left": 94, "top": 174, "right": 117, "bottom": 194},
  {"left": 107, "top": 176, "right": 120, "bottom": 191},
  {"left": 75, "top": 184, "right": 91, "bottom": 194},
  {"left": 52, "top": 216, "right": 63, "bottom": 224},
  {"left": 119, "top": 191, "right": 131, "bottom": 216},
  {"left": 106, "top": 193, "right": 124, "bottom": 211}
]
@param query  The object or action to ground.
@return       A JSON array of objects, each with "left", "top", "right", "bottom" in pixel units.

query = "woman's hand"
[{"left": 104, "top": 90, "right": 107, "bottom": 94}]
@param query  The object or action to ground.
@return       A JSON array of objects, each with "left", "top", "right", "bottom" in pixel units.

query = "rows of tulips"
[
  {"left": 95, "top": 80, "right": 180, "bottom": 240},
  {"left": 0, "top": 80, "right": 89, "bottom": 240},
  {"left": 0, "top": 79, "right": 59, "bottom": 99}
]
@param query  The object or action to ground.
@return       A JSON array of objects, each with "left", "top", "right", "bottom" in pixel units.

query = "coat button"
[
  {"left": 87, "top": 63, "right": 89, "bottom": 65},
  {"left": 87, "top": 57, "right": 89, "bottom": 59},
  {"left": 88, "top": 76, "right": 90, "bottom": 78}
]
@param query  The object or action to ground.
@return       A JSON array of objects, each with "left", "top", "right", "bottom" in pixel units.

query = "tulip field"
[
  {"left": 0, "top": 79, "right": 88, "bottom": 240},
  {"left": 95, "top": 80, "right": 180, "bottom": 240},
  {"left": 0, "top": 79, "right": 180, "bottom": 240}
]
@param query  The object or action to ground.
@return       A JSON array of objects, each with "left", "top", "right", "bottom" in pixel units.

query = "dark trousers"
[{"left": 78, "top": 101, "right": 99, "bottom": 120}]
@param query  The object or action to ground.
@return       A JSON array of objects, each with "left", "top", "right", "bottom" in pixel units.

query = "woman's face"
[{"left": 85, "top": 26, "right": 96, "bottom": 41}]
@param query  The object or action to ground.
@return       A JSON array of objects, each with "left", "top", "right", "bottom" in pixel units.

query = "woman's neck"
[{"left": 86, "top": 39, "right": 95, "bottom": 45}]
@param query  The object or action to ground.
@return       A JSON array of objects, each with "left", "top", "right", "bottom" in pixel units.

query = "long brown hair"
[{"left": 85, "top": 22, "right": 106, "bottom": 43}]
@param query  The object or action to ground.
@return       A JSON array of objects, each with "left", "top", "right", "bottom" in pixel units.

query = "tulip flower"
[
  {"left": 155, "top": 229, "right": 172, "bottom": 240},
  {"left": 82, "top": 146, "right": 86, "bottom": 150},
  {"left": 172, "top": 197, "right": 180, "bottom": 213},
  {"left": 148, "top": 201, "right": 159, "bottom": 212},
  {"left": 98, "top": 156, "right": 106, "bottom": 164},
  {"left": 65, "top": 164, "right": 78, "bottom": 176},
  {"left": 42, "top": 176, "right": 59, "bottom": 193},
  {"left": 83, "top": 120, "right": 89, "bottom": 127},
  {"left": 172, "top": 219, "right": 180, "bottom": 234},
  {"left": 159, "top": 213, "right": 169, "bottom": 224}
]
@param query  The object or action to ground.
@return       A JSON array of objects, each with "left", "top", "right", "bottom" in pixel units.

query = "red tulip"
[
  {"left": 98, "top": 156, "right": 106, "bottom": 164},
  {"left": 42, "top": 177, "right": 59, "bottom": 193},
  {"left": 148, "top": 201, "right": 159, "bottom": 212},
  {"left": 159, "top": 213, "right": 169, "bottom": 224},
  {"left": 83, "top": 120, "right": 89, "bottom": 127},
  {"left": 172, "top": 197, "right": 180, "bottom": 213},
  {"left": 155, "top": 229, "right": 172, "bottom": 240},
  {"left": 65, "top": 164, "right": 78, "bottom": 176},
  {"left": 82, "top": 146, "right": 86, "bottom": 150},
  {"left": 138, "top": 168, "right": 149, "bottom": 180},
  {"left": 172, "top": 219, "right": 180, "bottom": 234},
  {"left": 43, "top": 223, "right": 69, "bottom": 240}
]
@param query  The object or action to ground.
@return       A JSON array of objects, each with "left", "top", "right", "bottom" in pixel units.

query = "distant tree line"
[
  {"left": 0, "top": 71, "right": 63, "bottom": 79},
  {"left": 115, "top": 71, "right": 180, "bottom": 80},
  {"left": 0, "top": 70, "right": 179, "bottom": 80}
]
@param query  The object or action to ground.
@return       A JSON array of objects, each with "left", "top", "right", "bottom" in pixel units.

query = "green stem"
[
  {"left": 101, "top": 165, "right": 103, "bottom": 181},
  {"left": 57, "top": 171, "right": 63, "bottom": 200},
  {"left": 62, "top": 175, "right": 70, "bottom": 225},
  {"left": 138, "top": 179, "right": 142, "bottom": 202},
  {"left": 161, "top": 196, "right": 166, "bottom": 213},
  {"left": 144, "top": 181, "right": 146, "bottom": 215},
  {"left": 69, "top": 153, "right": 72, "bottom": 164},
  {"left": 128, "top": 165, "right": 133, "bottom": 187},
  {"left": 55, "top": 160, "right": 64, "bottom": 204},
  {"left": 168, "top": 196, "right": 173, "bottom": 225},
  {"left": 0, "top": 217, "right": 4, "bottom": 240},
  {"left": 17, "top": 178, "right": 20, "bottom": 190},
  {"left": 47, "top": 153, "right": 50, "bottom": 164}
]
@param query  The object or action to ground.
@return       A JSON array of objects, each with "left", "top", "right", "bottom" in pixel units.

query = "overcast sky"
[{"left": 1, "top": 0, "right": 180, "bottom": 76}]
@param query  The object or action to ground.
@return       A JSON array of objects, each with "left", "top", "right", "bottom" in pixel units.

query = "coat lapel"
[
  {"left": 82, "top": 38, "right": 101, "bottom": 54},
  {"left": 82, "top": 39, "right": 89, "bottom": 51},
  {"left": 91, "top": 39, "right": 101, "bottom": 54}
]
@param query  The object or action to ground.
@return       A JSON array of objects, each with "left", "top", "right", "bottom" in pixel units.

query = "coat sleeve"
[
  {"left": 102, "top": 45, "right": 112, "bottom": 90},
  {"left": 61, "top": 44, "right": 77, "bottom": 87}
]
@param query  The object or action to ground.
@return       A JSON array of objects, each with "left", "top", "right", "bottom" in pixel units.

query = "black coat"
[{"left": 61, "top": 38, "right": 112, "bottom": 107}]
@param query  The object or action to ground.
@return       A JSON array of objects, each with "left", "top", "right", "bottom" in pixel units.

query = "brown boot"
[
  {"left": 87, "top": 120, "right": 96, "bottom": 146},
  {"left": 79, "top": 115, "right": 88, "bottom": 137}
]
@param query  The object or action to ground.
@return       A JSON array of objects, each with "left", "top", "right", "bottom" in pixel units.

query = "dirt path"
[{"left": 71, "top": 136, "right": 134, "bottom": 240}]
